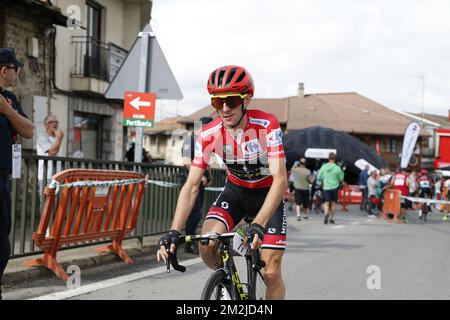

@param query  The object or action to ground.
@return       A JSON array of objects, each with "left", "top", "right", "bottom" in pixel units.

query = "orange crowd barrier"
[
  {"left": 24, "top": 169, "right": 147, "bottom": 280},
  {"left": 379, "top": 189, "right": 401, "bottom": 223},
  {"left": 338, "top": 185, "right": 363, "bottom": 205},
  {"left": 339, "top": 183, "right": 351, "bottom": 211}
]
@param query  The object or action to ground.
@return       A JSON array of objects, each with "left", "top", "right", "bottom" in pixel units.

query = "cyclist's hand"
[
  {"left": 245, "top": 223, "right": 265, "bottom": 250},
  {"left": 156, "top": 230, "right": 182, "bottom": 263}
]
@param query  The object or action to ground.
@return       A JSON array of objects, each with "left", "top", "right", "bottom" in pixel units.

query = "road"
[{"left": 4, "top": 206, "right": 450, "bottom": 300}]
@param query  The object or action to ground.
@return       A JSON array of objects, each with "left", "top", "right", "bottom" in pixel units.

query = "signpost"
[{"left": 105, "top": 24, "right": 183, "bottom": 163}]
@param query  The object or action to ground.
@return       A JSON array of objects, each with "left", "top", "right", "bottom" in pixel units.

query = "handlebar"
[{"left": 165, "top": 232, "right": 266, "bottom": 273}]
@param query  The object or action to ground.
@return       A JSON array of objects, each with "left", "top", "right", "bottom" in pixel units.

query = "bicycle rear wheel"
[{"left": 201, "top": 270, "right": 235, "bottom": 300}]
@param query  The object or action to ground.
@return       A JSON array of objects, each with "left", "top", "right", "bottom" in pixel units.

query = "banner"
[{"left": 400, "top": 121, "right": 420, "bottom": 168}]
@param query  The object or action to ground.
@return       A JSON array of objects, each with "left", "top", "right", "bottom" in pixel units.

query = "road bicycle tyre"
[{"left": 201, "top": 270, "right": 236, "bottom": 300}]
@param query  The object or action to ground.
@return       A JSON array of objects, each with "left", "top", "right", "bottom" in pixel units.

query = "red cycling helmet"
[
  {"left": 420, "top": 169, "right": 427, "bottom": 175},
  {"left": 207, "top": 65, "right": 254, "bottom": 96}
]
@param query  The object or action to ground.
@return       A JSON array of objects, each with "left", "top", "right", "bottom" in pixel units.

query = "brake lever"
[
  {"left": 251, "top": 248, "right": 266, "bottom": 269},
  {"left": 167, "top": 237, "right": 186, "bottom": 273}
]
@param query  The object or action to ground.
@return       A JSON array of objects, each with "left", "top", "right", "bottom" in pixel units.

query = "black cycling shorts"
[
  {"left": 205, "top": 181, "right": 287, "bottom": 250},
  {"left": 419, "top": 188, "right": 432, "bottom": 198},
  {"left": 294, "top": 189, "right": 310, "bottom": 208}
]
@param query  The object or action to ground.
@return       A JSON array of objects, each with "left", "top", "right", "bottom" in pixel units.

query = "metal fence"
[{"left": 10, "top": 154, "right": 227, "bottom": 259}]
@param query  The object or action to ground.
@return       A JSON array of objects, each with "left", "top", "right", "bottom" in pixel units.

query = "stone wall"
[{"left": 1, "top": 9, "right": 52, "bottom": 99}]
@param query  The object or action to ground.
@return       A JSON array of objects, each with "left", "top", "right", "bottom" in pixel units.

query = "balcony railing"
[{"left": 71, "top": 36, "right": 127, "bottom": 82}]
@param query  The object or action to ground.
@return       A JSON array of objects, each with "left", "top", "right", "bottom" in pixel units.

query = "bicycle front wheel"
[
  {"left": 201, "top": 270, "right": 235, "bottom": 300},
  {"left": 249, "top": 269, "right": 267, "bottom": 300}
]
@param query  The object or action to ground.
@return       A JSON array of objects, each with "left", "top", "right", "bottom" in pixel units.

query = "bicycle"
[{"left": 164, "top": 217, "right": 267, "bottom": 300}]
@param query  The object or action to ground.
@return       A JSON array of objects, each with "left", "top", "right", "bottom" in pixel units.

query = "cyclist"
[
  {"left": 157, "top": 65, "right": 288, "bottom": 300},
  {"left": 417, "top": 169, "right": 432, "bottom": 219}
]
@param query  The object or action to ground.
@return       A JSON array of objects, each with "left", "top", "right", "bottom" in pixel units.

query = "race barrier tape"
[{"left": 400, "top": 196, "right": 450, "bottom": 205}]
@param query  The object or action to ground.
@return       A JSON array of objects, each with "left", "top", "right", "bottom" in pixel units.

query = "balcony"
[{"left": 70, "top": 36, "right": 127, "bottom": 95}]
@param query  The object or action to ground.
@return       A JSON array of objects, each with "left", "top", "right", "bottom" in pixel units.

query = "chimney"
[{"left": 298, "top": 82, "right": 304, "bottom": 97}]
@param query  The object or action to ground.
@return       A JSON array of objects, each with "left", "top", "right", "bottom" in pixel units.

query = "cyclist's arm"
[
  {"left": 170, "top": 165, "right": 205, "bottom": 232},
  {"left": 253, "top": 157, "right": 287, "bottom": 228}
]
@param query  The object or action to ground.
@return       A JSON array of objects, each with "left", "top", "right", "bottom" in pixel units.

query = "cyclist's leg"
[
  {"left": 199, "top": 219, "right": 228, "bottom": 269},
  {"left": 261, "top": 200, "right": 286, "bottom": 300},
  {"left": 199, "top": 183, "right": 244, "bottom": 270}
]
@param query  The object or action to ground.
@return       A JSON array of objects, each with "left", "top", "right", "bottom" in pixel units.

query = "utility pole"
[
  {"left": 420, "top": 73, "right": 425, "bottom": 128},
  {"left": 409, "top": 74, "right": 426, "bottom": 127}
]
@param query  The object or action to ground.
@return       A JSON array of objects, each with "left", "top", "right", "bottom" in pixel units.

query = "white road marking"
[
  {"left": 365, "top": 219, "right": 374, "bottom": 222},
  {"left": 29, "top": 257, "right": 203, "bottom": 300},
  {"left": 331, "top": 225, "right": 345, "bottom": 229},
  {"left": 351, "top": 221, "right": 361, "bottom": 225}
]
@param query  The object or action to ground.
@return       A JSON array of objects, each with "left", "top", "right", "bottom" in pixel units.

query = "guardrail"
[{"left": 10, "top": 154, "right": 227, "bottom": 259}]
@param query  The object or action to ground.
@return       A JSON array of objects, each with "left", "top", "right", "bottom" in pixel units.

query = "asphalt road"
[{"left": 4, "top": 206, "right": 450, "bottom": 300}]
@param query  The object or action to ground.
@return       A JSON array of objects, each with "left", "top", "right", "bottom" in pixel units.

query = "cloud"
[{"left": 152, "top": 0, "right": 450, "bottom": 118}]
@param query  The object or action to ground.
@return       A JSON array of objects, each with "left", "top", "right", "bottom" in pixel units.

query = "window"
[
  {"left": 72, "top": 113, "right": 103, "bottom": 159},
  {"left": 387, "top": 138, "right": 397, "bottom": 153},
  {"left": 86, "top": 1, "right": 101, "bottom": 41},
  {"left": 85, "top": 1, "right": 104, "bottom": 78}
]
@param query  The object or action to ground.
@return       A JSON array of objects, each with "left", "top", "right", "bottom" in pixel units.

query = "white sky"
[{"left": 150, "top": 0, "right": 450, "bottom": 121}]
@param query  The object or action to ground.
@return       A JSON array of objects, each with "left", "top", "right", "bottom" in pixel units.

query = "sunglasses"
[
  {"left": 211, "top": 93, "right": 248, "bottom": 110},
  {"left": 4, "top": 65, "right": 18, "bottom": 72}
]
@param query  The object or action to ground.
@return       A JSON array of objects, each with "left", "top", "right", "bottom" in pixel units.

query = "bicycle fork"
[{"left": 220, "top": 249, "right": 247, "bottom": 300}]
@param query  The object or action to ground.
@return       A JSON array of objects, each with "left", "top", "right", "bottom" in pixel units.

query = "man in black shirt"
[{"left": 0, "top": 48, "right": 34, "bottom": 299}]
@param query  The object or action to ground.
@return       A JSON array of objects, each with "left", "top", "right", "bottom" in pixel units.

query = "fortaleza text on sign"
[{"left": 175, "top": 304, "right": 273, "bottom": 317}]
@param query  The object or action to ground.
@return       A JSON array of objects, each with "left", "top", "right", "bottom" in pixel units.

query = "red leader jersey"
[{"left": 192, "top": 109, "right": 285, "bottom": 189}]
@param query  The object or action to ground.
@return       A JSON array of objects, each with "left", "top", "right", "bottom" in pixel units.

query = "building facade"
[
  {"left": 0, "top": 0, "right": 67, "bottom": 152},
  {"left": 51, "top": 0, "right": 152, "bottom": 161}
]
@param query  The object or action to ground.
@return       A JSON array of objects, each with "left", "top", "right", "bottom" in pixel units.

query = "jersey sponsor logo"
[
  {"left": 194, "top": 141, "right": 202, "bottom": 157},
  {"left": 241, "top": 139, "right": 262, "bottom": 158},
  {"left": 249, "top": 117, "right": 271, "bottom": 128},
  {"left": 223, "top": 144, "right": 233, "bottom": 156},
  {"left": 200, "top": 122, "right": 222, "bottom": 138},
  {"left": 268, "top": 228, "right": 276, "bottom": 234},
  {"left": 267, "top": 128, "right": 283, "bottom": 147},
  {"left": 268, "top": 150, "right": 284, "bottom": 157},
  {"left": 275, "top": 240, "right": 286, "bottom": 245}
]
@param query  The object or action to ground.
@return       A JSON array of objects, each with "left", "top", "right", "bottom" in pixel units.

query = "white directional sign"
[{"left": 105, "top": 24, "right": 183, "bottom": 100}]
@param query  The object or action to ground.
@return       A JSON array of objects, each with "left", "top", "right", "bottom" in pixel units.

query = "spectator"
[
  {"left": 0, "top": 48, "right": 34, "bottom": 300},
  {"left": 358, "top": 165, "right": 369, "bottom": 211},
  {"left": 142, "top": 148, "right": 152, "bottom": 163},
  {"left": 36, "top": 114, "right": 63, "bottom": 202},
  {"left": 367, "top": 170, "right": 378, "bottom": 216},
  {"left": 125, "top": 143, "right": 135, "bottom": 162},
  {"left": 377, "top": 168, "right": 392, "bottom": 209},
  {"left": 317, "top": 152, "right": 344, "bottom": 224},
  {"left": 407, "top": 170, "right": 418, "bottom": 210},
  {"left": 291, "top": 158, "right": 311, "bottom": 221},
  {"left": 390, "top": 168, "right": 409, "bottom": 222}
]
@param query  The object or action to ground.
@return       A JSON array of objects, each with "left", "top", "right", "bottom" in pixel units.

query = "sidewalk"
[{"left": 3, "top": 234, "right": 163, "bottom": 286}]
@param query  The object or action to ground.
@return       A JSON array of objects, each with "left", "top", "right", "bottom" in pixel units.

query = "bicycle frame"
[{"left": 218, "top": 240, "right": 247, "bottom": 300}]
